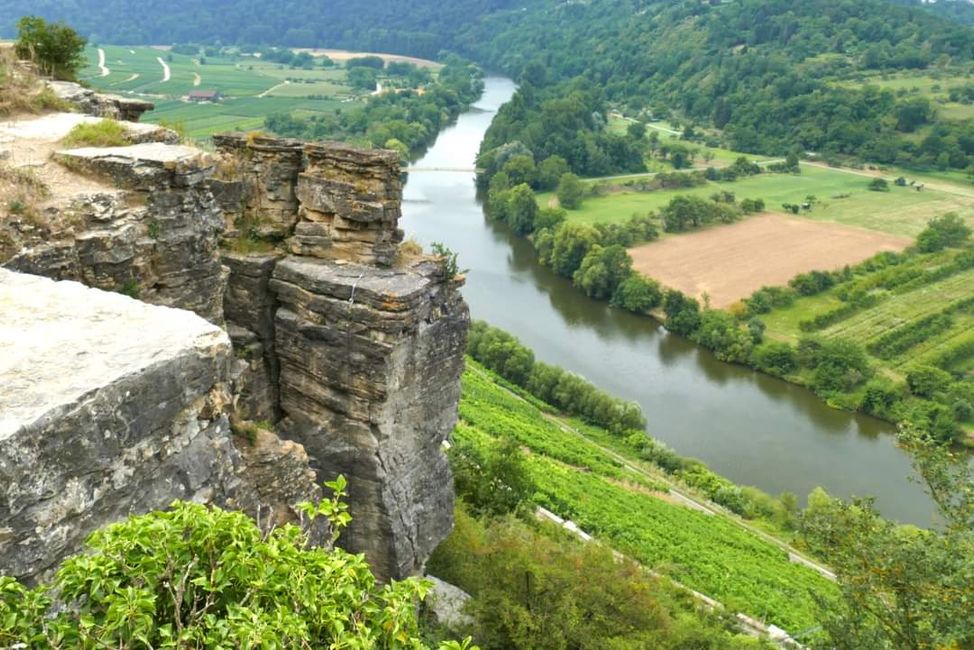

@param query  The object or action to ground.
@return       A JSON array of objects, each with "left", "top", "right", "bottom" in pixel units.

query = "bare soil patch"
[{"left": 629, "top": 213, "right": 911, "bottom": 307}]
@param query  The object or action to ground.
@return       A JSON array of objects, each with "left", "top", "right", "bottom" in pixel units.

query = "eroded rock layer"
[
  {"left": 271, "top": 257, "right": 468, "bottom": 579},
  {"left": 0, "top": 269, "right": 323, "bottom": 582}
]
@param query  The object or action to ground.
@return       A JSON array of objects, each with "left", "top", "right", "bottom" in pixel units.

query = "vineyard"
[
  {"left": 762, "top": 248, "right": 974, "bottom": 377},
  {"left": 455, "top": 362, "right": 835, "bottom": 634}
]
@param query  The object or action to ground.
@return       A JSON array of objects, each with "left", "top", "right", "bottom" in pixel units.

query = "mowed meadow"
[
  {"left": 79, "top": 45, "right": 425, "bottom": 137},
  {"left": 540, "top": 163, "right": 974, "bottom": 237}
]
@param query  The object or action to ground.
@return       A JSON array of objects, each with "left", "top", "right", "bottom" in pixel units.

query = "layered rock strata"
[
  {"left": 213, "top": 134, "right": 466, "bottom": 579},
  {"left": 271, "top": 258, "right": 468, "bottom": 579},
  {"left": 0, "top": 270, "right": 321, "bottom": 582},
  {"left": 1, "top": 132, "right": 225, "bottom": 323},
  {"left": 2, "top": 117, "right": 466, "bottom": 583}
]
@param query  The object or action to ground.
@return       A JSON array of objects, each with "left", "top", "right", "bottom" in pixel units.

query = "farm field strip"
[
  {"left": 456, "top": 363, "right": 833, "bottom": 633},
  {"left": 81, "top": 45, "right": 371, "bottom": 138},
  {"left": 628, "top": 213, "right": 910, "bottom": 308},
  {"left": 548, "top": 163, "right": 974, "bottom": 236}
]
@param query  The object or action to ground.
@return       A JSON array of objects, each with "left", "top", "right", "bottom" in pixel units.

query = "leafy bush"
[
  {"left": 867, "top": 177, "right": 889, "bottom": 192},
  {"left": 0, "top": 478, "right": 473, "bottom": 650},
  {"left": 916, "top": 212, "right": 972, "bottom": 252},
  {"left": 15, "top": 16, "right": 86, "bottom": 80},
  {"left": 662, "top": 290, "right": 701, "bottom": 336},
  {"left": 906, "top": 364, "right": 953, "bottom": 398},
  {"left": 751, "top": 342, "right": 799, "bottom": 376},
  {"left": 611, "top": 274, "right": 662, "bottom": 313},
  {"left": 799, "top": 337, "right": 872, "bottom": 394}
]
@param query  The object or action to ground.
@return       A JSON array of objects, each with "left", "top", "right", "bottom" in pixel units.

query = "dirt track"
[{"left": 628, "top": 213, "right": 912, "bottom": 307}]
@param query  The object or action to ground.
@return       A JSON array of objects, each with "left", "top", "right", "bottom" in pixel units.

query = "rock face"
[
  {"left": 214, "top": 134, "right": 467, "bottom": 580},
  {"left": 2, "top": 137, "right": 225, "bottom": 324},
  {"left": 0, "top": 269, "right": 323, "bottom": 582},
  {"left": 271, "top": 258, "right": 468, "bottom": 579},
  {"left": 48, "top": 80, "right": 156, "bottom": 122},
  {"left": 2, "top": 119, "right": 466, "bottom": 583}
]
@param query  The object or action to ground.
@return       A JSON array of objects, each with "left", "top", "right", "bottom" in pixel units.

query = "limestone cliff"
[
  {"left": 214, "top": 134, "right": 468, "bottom": 579},
  {"left": 1, "top": 96, "right": 466, "bottom": 582},
  {"left": 0, "top": 270, "right": 321, "bottom": 581}
]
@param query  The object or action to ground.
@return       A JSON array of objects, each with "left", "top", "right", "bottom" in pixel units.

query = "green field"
[
  {"left": 80, "top": 45, "right": 373, "bottom": 138},
  {"left": 541, "top": 163, "right": 974, "bottom": 237},
  {"left": 455, "top": 360, "right": 834, "bottom": 633}
]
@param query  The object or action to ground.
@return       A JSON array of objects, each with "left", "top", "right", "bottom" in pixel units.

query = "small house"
[{"left": 188, "top": 90, "right": 221, "bottom": 103}]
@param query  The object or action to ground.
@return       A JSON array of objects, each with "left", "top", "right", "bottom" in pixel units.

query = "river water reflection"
[{"left": 401, "top": 76, "right": 935, "bottom": 525}]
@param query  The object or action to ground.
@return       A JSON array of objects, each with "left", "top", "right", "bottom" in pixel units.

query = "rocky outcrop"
[
  {"left": 2, "top": 140, "right": 225, "bottom": 323},
  {"left": 291, "top": 143, "right": 404, "bottom": 265},
  {"left": 212, "top": 134, "right": 467, "bottom": 580},
  {"left": 271, "top": 258, "right": 468, "bottom": 579},
  {"left": 0, "top": 269, "right": 323, "bottom": 582},
  {"left": 48, "top": 80, "right": 156, "bottom": 122},
  {"left": 211, "top": 134, "right": 305, "bottom": 239},
  {"left": 2, "top": 119, "right": 467, "bottom": 584}
]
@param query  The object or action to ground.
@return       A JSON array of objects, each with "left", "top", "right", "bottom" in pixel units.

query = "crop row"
[{"left": 455, "top": 362, "right": 832, "bottom": 633}]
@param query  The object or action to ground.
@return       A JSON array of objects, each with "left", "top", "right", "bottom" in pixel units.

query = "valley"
[{"left": 2, "top": 2, "right": 974, "bottom": 647}]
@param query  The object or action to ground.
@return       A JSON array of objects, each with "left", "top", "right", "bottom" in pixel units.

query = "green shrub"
[
  {"left": 0, "top": 478, "right": 473, "bottom": 650},
  {"left": 906, "top": 364, "right": 953, "bottom": 398},
  {"left": 916, "top": 212, "right": 972, "bottom": 252}
]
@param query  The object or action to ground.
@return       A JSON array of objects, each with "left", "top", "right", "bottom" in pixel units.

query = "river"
[{"left": 401, "top": 76, "right": 934, "bottom": 525}]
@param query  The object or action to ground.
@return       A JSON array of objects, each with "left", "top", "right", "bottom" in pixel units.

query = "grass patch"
[
  {"left": 0, "top": 47, "right": 71, "bottom": 116},
  {"left": 61, "top": 119, "right": 132, "bottom": 148}
]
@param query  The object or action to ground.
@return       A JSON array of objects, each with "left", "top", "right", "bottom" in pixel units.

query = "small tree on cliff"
[
  {"left": 0, "top": 476, "right": 475, "bottom": 649},
  {"left": 15, "top": 16, "right": 87, "bottom": 81}
]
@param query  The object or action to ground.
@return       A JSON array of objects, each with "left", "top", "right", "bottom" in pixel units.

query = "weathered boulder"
[
  {"left": 0, "top": 269, "right": 323, "bottom": 582},
  {"left": 270, "top": 257, "right": 468, "bottom": 580},
  {"left": 0, "top": 269, "right": 233, "bottom": 581}
]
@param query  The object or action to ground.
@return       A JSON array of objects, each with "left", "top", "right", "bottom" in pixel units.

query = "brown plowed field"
[{"left": 628, "top": 213, "right": 912, "bottom": 307}]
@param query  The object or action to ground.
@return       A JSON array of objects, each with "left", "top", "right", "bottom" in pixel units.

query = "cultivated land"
[
  {"left": 541, "top": 163, "right": 974, "bottom": 237},
  {"left": 456, "top": 361, "right": 834, "bottom": 634},
  {"left": 628, "top": 213, "right": 911, "bottom": 308},
  {"left": 80, "top": 46, "right": 439, "bottom": 138}
]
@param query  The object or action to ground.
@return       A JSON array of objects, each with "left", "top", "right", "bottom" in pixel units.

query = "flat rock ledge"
[{"left": 0, "top": 269, "right": 232, "bottom": 580}]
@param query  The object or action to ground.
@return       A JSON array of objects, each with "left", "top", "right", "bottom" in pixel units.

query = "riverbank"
[{"left": 401, "top": 76, "right": 935, "bottom": 525}]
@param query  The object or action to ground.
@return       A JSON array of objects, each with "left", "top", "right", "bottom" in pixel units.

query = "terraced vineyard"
[
  {"left": 764, "top": 248, "right": 974, "bottom": 376},
  {"left": 455, "top": 362, "right": 835, "bottom": 634}
]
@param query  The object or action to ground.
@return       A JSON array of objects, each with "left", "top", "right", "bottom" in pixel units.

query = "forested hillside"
[
  {"left": 0, "top": 0, "right": 526, "bottom": 59},
  {"left": 469, "top": 0, "right": 974, "bottom": 173}
]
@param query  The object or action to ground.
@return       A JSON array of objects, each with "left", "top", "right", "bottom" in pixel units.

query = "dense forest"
[
  {"left": 0, "top": 0, "right": 522, "bottom": 59},
  {"left": 468, "top": 0, "right": 974, "bottom": 175},
  {"left": 6, "top": 0, "right": 974, "bottom": 170}
]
